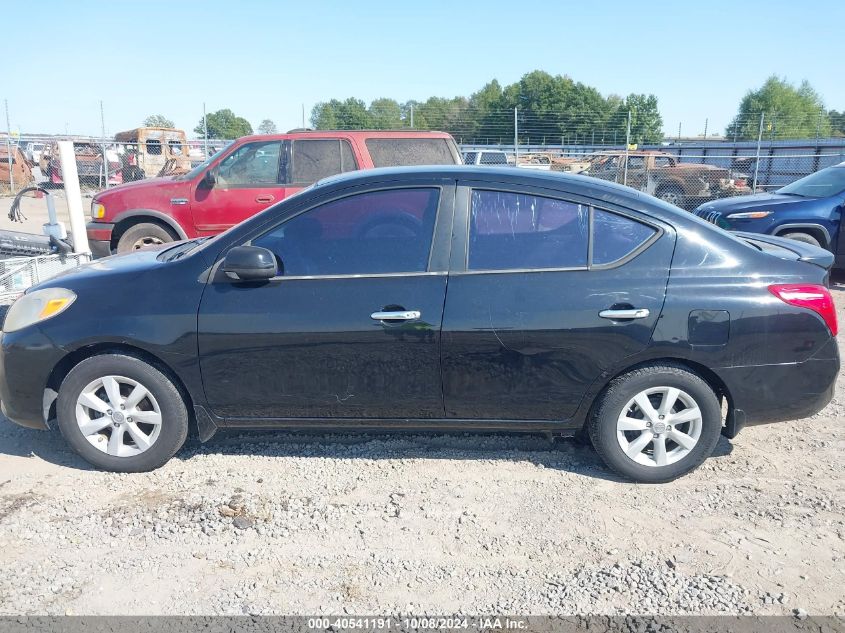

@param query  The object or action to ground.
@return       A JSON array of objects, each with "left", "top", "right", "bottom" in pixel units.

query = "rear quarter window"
[
  {"left": 592, "top": 209, "right": 657, "bottom": 265},
  {"left": 366, "top": 138, "right": 458, "bottom": 167}
]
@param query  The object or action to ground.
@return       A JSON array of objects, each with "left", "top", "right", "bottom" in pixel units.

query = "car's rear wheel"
[
  {"left": 56, "top": 354, "right": 188, "bottom": 472},
  {"left": 588, "top": 364, "right": 722, "bottom": 483},
  {"left": 116, "top": 222, "right": 176, "bottom": 254},
  {"left": 781, "top": 231, "right": 823, "bottom": 249}
]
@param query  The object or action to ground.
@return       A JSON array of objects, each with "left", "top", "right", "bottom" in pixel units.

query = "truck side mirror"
[{"left": 203, "top": 168, "right": 217, "bottom": 187}]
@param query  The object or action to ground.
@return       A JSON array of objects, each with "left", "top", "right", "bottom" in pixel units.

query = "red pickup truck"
[{"left": 87, "top": 130, "right": 462, "bottom": 256}]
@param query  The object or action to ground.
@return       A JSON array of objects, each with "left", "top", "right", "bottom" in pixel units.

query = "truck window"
[
  {"left": 217, "top": 140, "right": 282, "bottom": 186},
  {"left": 289, "top": 139, "right": 357, "bottom": 184},
  {"left": 480, "top": 152, "right": 507, "bottom": 165},
  {"left": 653, "top": 156, "right": 673, "bottom": 168},
  {"left": 146, "top": 139, "right": 162, "bottom": 155},
  {"left": 463, "top": 152, "right": 478, "bottom": 165},
  {"left": 366, "top": 138, "right": 458, "bottom": 167}
]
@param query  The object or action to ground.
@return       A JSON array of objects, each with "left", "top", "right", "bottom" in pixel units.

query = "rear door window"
[
  {"left": 468, "top": 190, "right": 589, "bottom": 270},
  {"left": 289, "top": 139, "right": 357, "bottom": 185},
  {"left": 366, "top": 138, "right": 458, "bottom": 167}
]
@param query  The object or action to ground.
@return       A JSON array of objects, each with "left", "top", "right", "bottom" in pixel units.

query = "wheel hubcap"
[
  {"left": 132, "top": 236, "right": 164, "bottom": 250},
  {"left": 75, "top": 375, "right": 162, "bottom": 457},
  {"left": 616, "top": 386, "right": 702, "bottom": 468}
]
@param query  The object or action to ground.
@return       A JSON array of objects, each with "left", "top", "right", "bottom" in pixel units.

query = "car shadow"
[{"left": 0, "top": 416, "right": 733, "bottom": 482}]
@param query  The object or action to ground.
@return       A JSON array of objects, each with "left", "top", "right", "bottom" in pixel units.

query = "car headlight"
[
  {"left": 2, "top": 288, "right": 76, "bottom": 333},
  {"left": 726, "top": 210, "right": 773, "bottom": 219},
  {"left": 91, "top": 201, "right": 105, "bottom": 219}
]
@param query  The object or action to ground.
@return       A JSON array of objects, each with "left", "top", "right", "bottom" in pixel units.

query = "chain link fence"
[{"left": 3, "top": 105, "right": 845, "bottom": 210}]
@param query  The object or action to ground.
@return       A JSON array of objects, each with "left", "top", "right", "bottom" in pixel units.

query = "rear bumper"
[{"left": 718, "top": 337, "right": 839, "bottom": 429}]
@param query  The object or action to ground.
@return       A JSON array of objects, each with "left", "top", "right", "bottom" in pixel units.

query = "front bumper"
[
  {"left": 0, "top": 327, "right": 63, "bottom": 430},
  {"left": 86, "top": 222, "right": 114, "bottom": 259}
]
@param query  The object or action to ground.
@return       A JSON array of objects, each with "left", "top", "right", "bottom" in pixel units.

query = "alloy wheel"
[
  {"left": 616, "top": 386, "right": 702, "bottom": 467},
  {"left": 75, "top": 375, "right": 162, "bottom": 457}
]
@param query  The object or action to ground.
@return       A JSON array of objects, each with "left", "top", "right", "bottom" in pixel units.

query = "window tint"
[
  {"left": 468, "top": 190, "right": 589, "bottom": 270},
  {"left": 254, "top": 188, "right": 440, "bottom": 276},
  {"left": 290, "top": 139, "right": 357, "bottom": 184},
  {"left": 480, "top": 152, "right": 507, "bottom": 165},
  {"left": 366, "top": 138, "right": 457, "bottom": 167},
  {"left": 592, "top": 209, "right": 657, "bottom": 265},
  {"left": 463, "top": 152, "right": 477, "bottom": 165},
  {"left": 217, "top": 141, "right": 281, "bottom": 186}
]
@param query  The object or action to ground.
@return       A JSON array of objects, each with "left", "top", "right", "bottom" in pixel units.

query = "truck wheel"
[
  {"left": 781, "top": 231, "right": 822, "bottom": 249},
  {"left": 657, "top": 185, "right": 685, "bottom": 208},
  {"left": 116, "top": 223, "right": 176, "bottom": 254}
]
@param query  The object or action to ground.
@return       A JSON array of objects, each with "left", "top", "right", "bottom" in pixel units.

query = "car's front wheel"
[
  {"left": 56, "top": 354, "right": 188, "bottom": 472},
  {"left": 588, "top": 364, "right": 722, "bottom": 483}
]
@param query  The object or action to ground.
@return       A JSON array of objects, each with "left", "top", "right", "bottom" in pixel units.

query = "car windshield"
[
  {"left": 776, "top": 165, "right": 845, "bottom": 198},
  {"left": 176, "top": 145, "right": 230, "bottom": 181}
]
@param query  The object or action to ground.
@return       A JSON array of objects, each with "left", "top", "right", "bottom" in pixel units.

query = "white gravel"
[{"left": 0, "top": 284, "right": 843, "bottom": 616}]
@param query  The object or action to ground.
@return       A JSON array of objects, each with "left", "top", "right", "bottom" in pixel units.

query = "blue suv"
[{"left": 695, "top": 163, "right": 845, "bottom": 268}]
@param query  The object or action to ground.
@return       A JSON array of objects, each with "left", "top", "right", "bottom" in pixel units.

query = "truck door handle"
[
  {"left": 255, "top": 195, "right": 275, "bottom": 204},
  {"left": 370, "top": 310, "right": 421, "bottom": 322},
  {"left": 599, "top": 308, "right": 650, "bottom": 320}
]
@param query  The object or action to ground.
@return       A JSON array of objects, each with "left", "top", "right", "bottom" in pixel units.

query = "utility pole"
[
  {"left": 302, "top": 103, "right": 306, "bottom": 129},
  {"left": 623, "top": 110, "right": 632, "bottom": 186},
  {"left": 703, "top": 118, "right": 708, "bottom": 141},
  {"left": 203, "top": 102, "right": 209, "bottom": 158},
  {"left": 100, "top": 100, "right": 108, "bottom": 189},
  {"left": 753, "top": 113, "right": 765, "bottom": 192},
  {"left": 513, "top": 107, "right": 518, "bottom": 163},
  {"left": 4, "top": 99, "right": 13, "bottom": 195},
  {"left": 410, "top": 105, "right": 414, "bottom": 129}
]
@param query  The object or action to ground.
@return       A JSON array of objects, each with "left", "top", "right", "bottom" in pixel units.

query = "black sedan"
[{"left": 0, "top": 166, "right": 839, "bottom": 483}]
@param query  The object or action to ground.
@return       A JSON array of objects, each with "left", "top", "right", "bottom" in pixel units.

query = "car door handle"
[
  {"left": 255, "top": 195, "right": 275, "bottom": 204},
  {"left": 370, "top": 310, "right": 421, "bottom": 321},
  {"left": 599, "top": 308, "right": 650, "bottom": 320}
]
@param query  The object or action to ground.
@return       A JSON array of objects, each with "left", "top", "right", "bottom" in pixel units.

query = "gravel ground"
[{"left": 0, "top": 283, "right": 842, "bottom": 616}]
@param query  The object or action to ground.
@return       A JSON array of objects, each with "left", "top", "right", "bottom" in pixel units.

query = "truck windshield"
[
  {"left": 176, "top": 146, "right": 229, "bottom": 181},
  {"left": 777, "top": 165, "right": 845, "bottom": 198}
]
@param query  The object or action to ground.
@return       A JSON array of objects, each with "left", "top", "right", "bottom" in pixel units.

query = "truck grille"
[{"left": 696, "top": 209, "right": 722, "bottom": 225}]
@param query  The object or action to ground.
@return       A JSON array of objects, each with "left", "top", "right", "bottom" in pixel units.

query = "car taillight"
[{"left": 769, "top": 284, "right": 838, "bottom": 336}]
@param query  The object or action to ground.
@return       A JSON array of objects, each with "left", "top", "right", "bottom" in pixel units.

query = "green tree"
[
  {"left": 623, "top": 94, "right": 663, "bottom": 145},
  {"left": 143, "top": 114, "right": 175, "bottom": 128},
  {"left": 828, "top": 110, "right": 845, "bottom": 137},
  {"left": 257, "top": 119, "right": 277, "bottom": 134},
  {"left": 726, "top": 76, "right": 830, "bottom": 140},
  {"left": 311, "top": 98, "right": 372, "bottom": 129},
  {"left": 193, "top": 109, "right": 253, "bottom": 139},
  {"left": 368, "top": 98, "right": 403, "bottom": 129}
]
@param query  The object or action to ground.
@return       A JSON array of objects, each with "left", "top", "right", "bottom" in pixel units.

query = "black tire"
[
  {"left": 781, "top": 231, "right": 822, "bottom": 249},
  {"left": 116, "top": 222, "right": 176, "bottom": 254},
  {"left": 56, "top": 354, "right": 188, "bottom": 472},
  {"left": 587, "top": 363, "right": 722, "bottom": 483},
  {"left": 656, "top": 185, "right": 685, "bottom": 208}
]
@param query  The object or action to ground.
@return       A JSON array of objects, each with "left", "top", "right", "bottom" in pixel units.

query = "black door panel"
[
  {"left": 441, "top": 184, "right": 675, "bottom": 421},
  {"left": 198, "top": 275, "right": 447, "bottom": 418}
]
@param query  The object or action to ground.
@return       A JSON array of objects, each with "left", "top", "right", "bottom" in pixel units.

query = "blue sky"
[{"left": 3, "top": 0, "right": 842, "bottom": 138}]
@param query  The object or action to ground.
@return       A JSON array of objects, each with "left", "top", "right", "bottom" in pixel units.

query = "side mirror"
[
  {"left": 222, "top": 246, "right": 277, "bottom": 281},
  {"left": 203, "top": 167, "right": 217, "bottom": 187}
]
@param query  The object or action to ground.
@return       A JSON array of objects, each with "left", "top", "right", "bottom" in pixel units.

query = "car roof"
[
  {"left": 235, "top": 130, "right": 455, "bottom": 143},
  {"left": 315, "top": 164, "right": 634, "bottom": 195}
]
